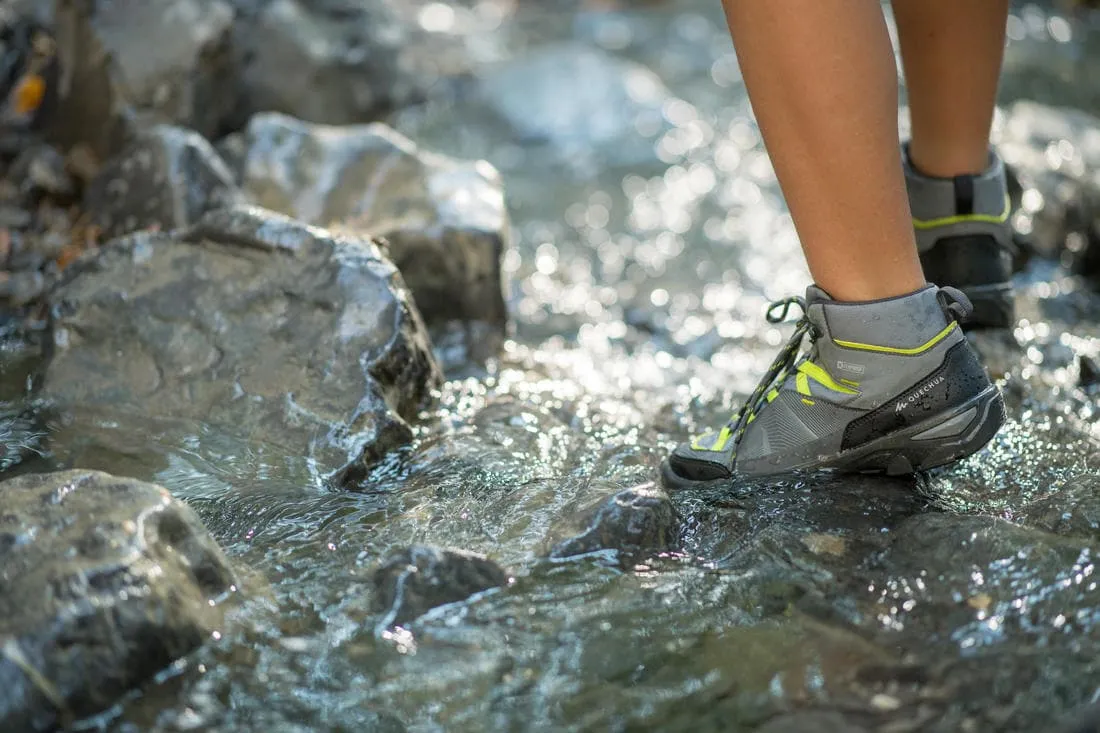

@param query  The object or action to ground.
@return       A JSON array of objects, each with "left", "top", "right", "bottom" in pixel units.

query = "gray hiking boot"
[
  {"left": 661, "top": 285, "right": 1005, "bottom": 487},
  {"left": 905, "top": 146, "right": 1016, "bottom": 329}
]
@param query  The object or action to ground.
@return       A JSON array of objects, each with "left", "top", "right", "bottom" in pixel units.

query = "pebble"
[{"left": 870, "top": 693, "right": 902, "bottom": 712}]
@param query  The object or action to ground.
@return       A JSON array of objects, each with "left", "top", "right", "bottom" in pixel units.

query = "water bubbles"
[
  {"left": 662, "top": 98, "right": 698, "bottom": 127},
  {"left": 1006, "top": 13, "right": 1028, "bottom": 42},
  {"left": 535, "top": 242, "right": 559, "bottom": 274},
  {"left": 418, "top": 2, "right": 456, "bottom": 33},
  {"left": 1021, "top": 188, "right": 1045, "bottom": 213},
  {"left": 710, "top": 54, "right": 741, "bottom": 88},
  {"left": 592, "top": 16, "right": 634, "bottom": 52},
  {"left": 1048, "top": 15, "right": 1073, "bottom": 44}
]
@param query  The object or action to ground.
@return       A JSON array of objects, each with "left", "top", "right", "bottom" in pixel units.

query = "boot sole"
[
  {"left": 660, "top": 385, "right": 1005, "bottom": 490},
  {"left": 820, "top": 384, "right": 1005, "bottom": 476}
]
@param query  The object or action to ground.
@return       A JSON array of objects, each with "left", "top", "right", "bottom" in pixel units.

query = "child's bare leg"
[
  {"left": 894, "top": 0, "right": 1009, "bottom": 178},
  {"left": 720, "top": 0, "right": 923, "bottom": 302}
]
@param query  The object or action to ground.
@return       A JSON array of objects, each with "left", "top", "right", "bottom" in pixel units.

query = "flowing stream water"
[{"left": 6, "top": 1, "right": 1100, "bottom": 731}]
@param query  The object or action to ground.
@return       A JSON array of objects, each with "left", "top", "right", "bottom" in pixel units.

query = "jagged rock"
[
  {"left": 478, "top": 42, "right": 672, "bottom": 167},
  {"left": 1080, "top": 354, "right": 1100, "bottom": 388},
  {"left": 233, "top": 112, "right": 509, "bottom": 355},
  {"left": 0, "top": 470, "right": 236, "bottom": 732},
  {"left": 372, "top": 546, "right": 509, "bottom": 626},
  {"left": 998, "top": 100, "right": 1100, "bottom": 277},
  {"left": 1020, "top": 474, "right": 1100, "bottom": 538},
  {"left": 234, "top": 0, "right": 473, "bottom": 125},
  {"left": 9, "top": 143, "right": 73, "bottom": 199},
  {"left": 48, "top": 0, "right": 236, "bottom": 159},
  {"left": 85, "top": 124, "right": 241, "bottom": 239},
  {"left": 44, "top": 204, "right": 441, "bottom": 484},
  {"left": 548, "top": 482, "right": 680, "bottom": 565}
]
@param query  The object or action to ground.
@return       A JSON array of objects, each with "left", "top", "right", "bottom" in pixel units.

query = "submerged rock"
[
  {"left": 0, "top": 408, "right": 43, "bottom": 473},
  {"left": 548, "top": 482, "right": 680, "bottom": 565},
  {"left": 1020, "top": 474, "right": 1100, "bottom": 538},
  {"left": 373, "top": 546, "right": 509, "bottom": 626},
  {"left": 85, "top": 124, "right": 241, "bottom": 239},
  {"left": 1053, "top": 701, "right": 1100, "bottom": 733},
  {"left": 880, "top": 513, "right": 1078, "bottom": 582},
  {"left": 234, "top": 112, "right": 509, "bottom": 355},
  {"left": 0, "top": 470, "right": 236, "bottom": 732},
  {"left": 48, "top": 0, "right": 236, "bottom": 158},
  {"left": 478, "top": 42, "right": 672, "bottom": 167},
  {"left": 870, "top": 511, "right": 1096, "bottom": 646},
  {"left": 44, "top": 205, "right": 441, "bottom": 484},
  {"left": 756, "top": 711, "right": 870, "bottom": 733}
]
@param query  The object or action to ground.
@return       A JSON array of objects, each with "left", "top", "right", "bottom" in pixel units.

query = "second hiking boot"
[
  {"left": 905, "top": 146, "right": 1016, "bottom": 328},
  {"left": 662, "top": 285, "right": 1005, "bottom": 488}
]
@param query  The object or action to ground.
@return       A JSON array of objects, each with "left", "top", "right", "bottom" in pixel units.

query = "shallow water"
[{"left": 5, "top": 1, "right": 1100, "bottom": 731}]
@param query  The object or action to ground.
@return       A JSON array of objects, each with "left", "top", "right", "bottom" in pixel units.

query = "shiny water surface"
[{"left": 5, "top": 1, "right": 1100, "bottom": 731}]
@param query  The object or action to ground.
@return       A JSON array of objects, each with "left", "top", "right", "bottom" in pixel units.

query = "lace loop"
[
  {"left": 765, "top": 296, "right": 807, "bottom": 324},
  {"left": 937, "top": 286, "right": 974, "bottom": 325}
]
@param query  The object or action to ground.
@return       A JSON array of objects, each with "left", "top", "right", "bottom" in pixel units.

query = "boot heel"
[
  {"left": 903, "top": 385, "right": 1005, "bottom": 472},
  {"left": 961, "top": 282, "right": 1015, "bottom": 330}
]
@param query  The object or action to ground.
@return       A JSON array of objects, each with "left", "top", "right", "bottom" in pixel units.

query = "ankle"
[
  {"left": 816, "top": 274, "right": 927, "bottom": 303},
  {"left": 906, "top": 140, "right": 991, "bottom": 178}
]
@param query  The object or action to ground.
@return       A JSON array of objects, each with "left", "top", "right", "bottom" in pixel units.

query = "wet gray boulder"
[
  {"left": 234, "top": 0, "right": 473, "bottom": 125},
  {"left": 872, "top": 512, "right": 1094, "bottom": 644},
  {"left": 881, "top": 513, "right": 1077, "bottom": 583},
  {"left": 85, "top": 124, "right": 241, "bottom": 239},
  {"left": 998, "top": 100, "right": 1100, "bottom": 277},
  {"left": 48, "top": 0, "right": 236, "bottom": 158},
  {"left": 1020, "top": 474, "right": 1100, "bottom": 538},
  {"left": 44, "top": 204, "right": 441, "bottom": 484},
  {"left": 478, "top": 42, "right": 672, "bottom": 168},
  {"left": 548, "top": 482, "right": 681, "bottom": 566},
  {"left": 233, "top": 112, "right": 509, "bottom": 355},
  {"left": 373, "top": 546, "right": 509, "bottom": 626},
  {"left": 0, "top": 469, "right": 236, "bottom": 732}
]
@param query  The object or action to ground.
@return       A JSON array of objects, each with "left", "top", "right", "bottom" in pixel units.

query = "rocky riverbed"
[{"left": 2, "top": 0, "right": 1100, "bottom": 731}]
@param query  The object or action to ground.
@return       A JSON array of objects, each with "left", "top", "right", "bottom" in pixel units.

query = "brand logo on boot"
[
  {"left": 836, "top": 360, "right": 865, "bottom": 375},
  {"left": 895, "top": 375, "right": 945, "bottom": 413}
]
